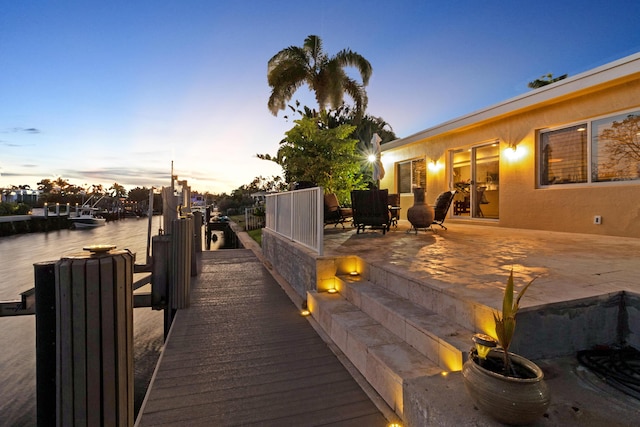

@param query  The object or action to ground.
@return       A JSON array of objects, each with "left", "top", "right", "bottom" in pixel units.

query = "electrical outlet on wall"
[{"left": 594, "top": 215, "right": 602, "bottom": 225}]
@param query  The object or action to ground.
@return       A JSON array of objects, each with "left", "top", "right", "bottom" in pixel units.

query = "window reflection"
[
  {"left": 539, "top": 110, "right": 640, "bottom": 186},
  {"left": 397, "top": 158, "right": 426, "bottom": 193},
  {"left": 592, "top": 113, "right": 640, "bottom": 182}
]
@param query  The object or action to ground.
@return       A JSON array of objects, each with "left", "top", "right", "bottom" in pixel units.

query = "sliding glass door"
[{"left": 451, "top": 143, "right": 499, "bottom": 219}]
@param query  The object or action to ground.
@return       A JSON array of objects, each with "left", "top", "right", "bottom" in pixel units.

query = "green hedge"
[{"left": 0, "top": 202, "right": 31, "bottom": 216}]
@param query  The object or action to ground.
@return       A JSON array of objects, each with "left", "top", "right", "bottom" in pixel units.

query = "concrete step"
[
  {"left": 307, "top": 291, "right": 442, "bottom": 417},
  {"left": 358, "top": 261, "right": 497, "bottom": 335},
  {"left": 336, "top": 275, "right": 474, "bottom": 372}
]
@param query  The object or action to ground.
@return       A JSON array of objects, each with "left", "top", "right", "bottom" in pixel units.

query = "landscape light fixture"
[{"left": 472, "top": 333, "right": 497, "bottom": 359}]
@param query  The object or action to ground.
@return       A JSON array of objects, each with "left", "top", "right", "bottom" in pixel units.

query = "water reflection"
[{"left": 208, "top": 230, "right": 225, "bottom": 250}]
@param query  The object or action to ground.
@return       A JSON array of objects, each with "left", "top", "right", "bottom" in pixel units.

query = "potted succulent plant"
[{"left": 462, "top": 270, "right": 550, "bottom": 425}]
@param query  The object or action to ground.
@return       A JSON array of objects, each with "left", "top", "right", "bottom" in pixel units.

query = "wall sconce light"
[
  {"left": 327, "top": 288, "right": 337, "bottom": 294},
  {"left": 350, "top": 271, "right": 359, "bottom": 277},
  {"left": 504, "top": 143, "right": 525, "bottom": 161},
  {"left": 427, "top": 159, "right": 442, "bottom": 172}
]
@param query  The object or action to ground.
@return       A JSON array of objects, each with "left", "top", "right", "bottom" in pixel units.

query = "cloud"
[
  {"left": 61, "top": 166, "right": 174, "bottom": 189},
  {"left": 2, "top": 127, "right": 42, "bottom": 134}
]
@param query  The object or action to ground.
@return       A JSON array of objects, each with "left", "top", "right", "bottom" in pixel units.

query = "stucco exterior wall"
[{"left": 381, "top": 72, "right": 640, "bottom": 237}]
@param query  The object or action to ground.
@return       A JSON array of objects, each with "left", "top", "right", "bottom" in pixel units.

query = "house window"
[
  {"left": 540, "top": 124, "right": 587, "bottom": 185},
  {"left": 539, "top": 110, "right": 640, "bottom": 186},
  {"left": 592, "top": 112, "right": 640, "bottom": 182},
  {"left": 397, "top": 158, "right": 426, "bottom": 193}
]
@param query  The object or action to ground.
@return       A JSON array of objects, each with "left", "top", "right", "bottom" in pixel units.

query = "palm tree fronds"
[
  {"left": 335, "top": 49, "right": 373, "bottom": 86},
  {"left": 303, "top": 35, "right": 324, "bottom": 63},
  {"left": 267, "top": 35, "right": 371, "bottom": 116}
]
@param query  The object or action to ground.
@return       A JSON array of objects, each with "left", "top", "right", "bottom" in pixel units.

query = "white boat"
[
  {"left": 70, "top": 208, "right": 106, "bottom": 228},
  {"left": 70, "top": 197, "right": 107, "bottom": 229}
]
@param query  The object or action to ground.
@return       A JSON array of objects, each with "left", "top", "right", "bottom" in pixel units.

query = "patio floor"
[
  {"left": 323, "top": 220, "right": 640, "bottom": 312},
  {"left": 318, "top": 220, "right": 640, "bottom": 425}
]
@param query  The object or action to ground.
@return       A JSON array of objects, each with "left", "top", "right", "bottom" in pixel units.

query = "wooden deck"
[{"left": 136, "top": 249, "right": 389, "bottom": 426}]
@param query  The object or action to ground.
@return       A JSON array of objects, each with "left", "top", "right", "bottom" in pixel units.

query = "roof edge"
[{"left": 384, "top": 51, "right": 640, "bottom": 151}]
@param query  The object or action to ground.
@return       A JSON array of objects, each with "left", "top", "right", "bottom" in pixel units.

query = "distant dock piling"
[{"left": 170, "top": 217, "right": 193, "bottom": 311}]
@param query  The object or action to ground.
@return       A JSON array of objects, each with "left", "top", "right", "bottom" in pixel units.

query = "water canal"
[{"left": 0, "top": 217, "right": 219, "bottom": 426}]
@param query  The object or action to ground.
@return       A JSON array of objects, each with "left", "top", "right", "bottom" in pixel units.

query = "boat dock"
[{"left": 135, "top": 247, "right": 392, "bottom": 426}]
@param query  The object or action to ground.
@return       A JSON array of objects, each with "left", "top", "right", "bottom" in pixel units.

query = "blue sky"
[{"left": 2, "top": 1, "right": 639, "bottom": 194}]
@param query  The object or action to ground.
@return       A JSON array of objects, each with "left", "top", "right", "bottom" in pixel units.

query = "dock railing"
[{"left": 265, "top": 187, "right": 324, "bottom": 256}]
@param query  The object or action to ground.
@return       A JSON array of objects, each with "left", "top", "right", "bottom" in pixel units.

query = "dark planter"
[{"left": 462, "top": 348, "right": 550, "bottom": 425}]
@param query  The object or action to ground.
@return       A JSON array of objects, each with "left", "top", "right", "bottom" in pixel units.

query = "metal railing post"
[{"left": 316, "top": 189, "right": 324, "bottom": 256}]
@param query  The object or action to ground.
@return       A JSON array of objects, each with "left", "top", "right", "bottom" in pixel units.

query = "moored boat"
[{"left": 69, "top": 208, "right": 106, "bottom": 229}]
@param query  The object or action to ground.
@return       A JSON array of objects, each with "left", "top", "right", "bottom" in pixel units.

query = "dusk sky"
[{"left": 2, "top": 1, "right": 639, "bottom": 194}]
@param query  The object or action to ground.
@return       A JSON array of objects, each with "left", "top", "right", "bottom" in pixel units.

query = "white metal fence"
[
  {"left": 244, "top": 206, "right": 265, "bottom": 231},
  {"left": 265, "top": 187, "right": 324, "bottom": 255}
]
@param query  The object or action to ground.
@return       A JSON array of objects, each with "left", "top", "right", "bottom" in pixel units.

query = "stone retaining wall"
[
  {"left": 261, "top": 228, "right": 319, "bottom": 299},
  {"left": 513, "top": 291, "right": 640, "bottom": 358},
  {"left": 261, "top": 228, "right": 364, "bottom": 300}
]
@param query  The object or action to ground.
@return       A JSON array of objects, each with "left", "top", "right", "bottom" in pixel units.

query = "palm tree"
[
  {"left": 109, "top": 182, "right": 126, "bottom": 198},
  {"left": 267, "top": 35, "right": 372, "bottom": 119}
]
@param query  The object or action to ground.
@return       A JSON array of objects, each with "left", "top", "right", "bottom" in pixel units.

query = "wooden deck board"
[{"left": 137, "top": 249, "right": 388, "bottom": 426}]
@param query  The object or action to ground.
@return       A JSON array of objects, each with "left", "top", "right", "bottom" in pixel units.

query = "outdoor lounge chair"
[
  {"left": 324, "top": 193, "right": 353, "bottom": 228},
  {"left": 351, "top": 189, "right": 391, "bottom": 234},
  {"left": 388, "top": 193, "right": 401, "bottom": 228},
  {"left": 431, "top": 190, "right": 456, "bottom": 230}
]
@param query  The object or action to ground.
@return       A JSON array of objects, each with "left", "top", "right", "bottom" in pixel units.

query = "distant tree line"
[
  {"left": 1, "top": 173, "right": 291, "bottom": 217},
  {"left": 0, "top": 178, "right": 160, "bottom": 216}
]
